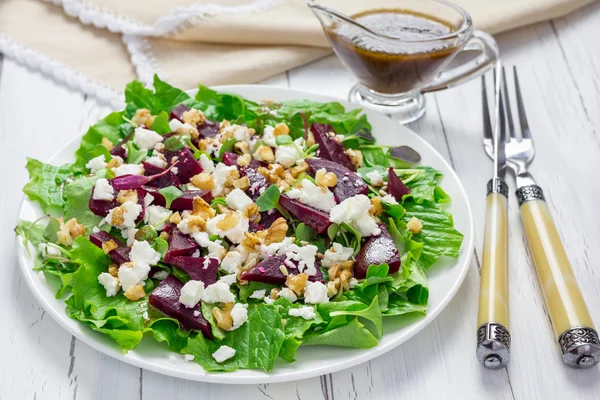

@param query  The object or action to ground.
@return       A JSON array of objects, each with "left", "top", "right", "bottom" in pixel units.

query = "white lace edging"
[
  {"left": 45, "top": 0, "right": 287, "bottom": 37},
  {"left": 122, "top": 34, "right": 164, "bottom": 88},
  {"left": 0, "top": 34, "right": 124, "bottom": 109}
]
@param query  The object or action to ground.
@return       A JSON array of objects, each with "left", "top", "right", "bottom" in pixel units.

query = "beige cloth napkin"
[{"left": 0, "top": 0, "right": 594, "bottom": 100}]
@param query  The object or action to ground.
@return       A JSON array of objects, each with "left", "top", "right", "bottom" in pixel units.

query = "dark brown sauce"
[{"left": 326, "top": 9, "right": 459, "bottom": 94}]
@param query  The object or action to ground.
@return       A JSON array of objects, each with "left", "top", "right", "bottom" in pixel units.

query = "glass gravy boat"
[{"left": 309, "top": 0, "right": 498, "bottom": 123}]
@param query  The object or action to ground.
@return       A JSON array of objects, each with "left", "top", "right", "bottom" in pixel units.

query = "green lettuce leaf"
[
  {"left": 395, "top": 167, "right": 449, "bottom": 204},
  {"left": 74, "top": 111, "right": 132, "bottom": 168},
  {"left": 63, "top": 169, "right": 109, "bottom": 231},
  {"left": 23, "top": 159, "right": 74, "bottom": 216},
  {"left": 302, "top": 318, "right": 378, "bottom": 349}
]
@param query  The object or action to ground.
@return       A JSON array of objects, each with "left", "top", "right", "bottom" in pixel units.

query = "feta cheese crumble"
[
  {"left": 381, "top": 194, "right": 398, "bottom": 205},
  {"left": 192, "top": 232, "right": 226, "bottom": 260},
  {"left": 106, "top": 202, "right": 142, "bottom": 229},
  {"left": 199, "top": 153, "right": 215, "bottom": 174},
  {"left": 219, "top": 273, "right": 237, "bottom": 286},
  {"left": 143, "top": 205, "right": 172, "bottom": 231},
  {"left": 278, "top": 288, "right": 297, "bottom": 303},
  {"left": 118, "top": 261, "right": 151, "bottom": 291},
  {"left": 275, "top": 145, "right": 303, "bottom": 169},
  {"left": 114, "top": 163, "right": 144, "bottom": 177},
  {"left": 86, "top": 155, "right": 107, "bottom": 173},
  {"left": 93, "top": 178, "right": 114, "bottom": 201},
  {"left": 212, "top": 345, "right": 236, "bottom": 363},
  {"left": 133, "top": 127, "right": 163, "bottom": 149},
  {"left": 289, "top": 306, "right": 316, "bottom": 320},
  {"left": 220, "top": 251, "right": 243, "bottom": 273},
  {"left": 329, "top": 195, "right": 381, "bottom": 237},
  {"left": 230, "top": 303, "right": 249, "bottom": 330},
  {"left": 225, "top": 189, "right": 253, "bottom": 211},
  {"left": 304, "top": 281, "right": 329, "bottom": 304},
  {"left": 145, "top": 155, "right": 167, "bottom": 168},
  {"left": 202, "top": 281, "right": 235, "bottom": 303},
  {"left": 98, "top": 272, "right": 120, "bottom": 297},
  {"left": 211, "top": 163, "right": 238, "bottom": 197},
  {"left": 249, "top": 289, "right": 266, "bottom": 299},
  {"left": 206, "top": 212, "right": 249, "bottom": 244},
  {"left": 322, "top": 243, "right": 354, "bottom": 267},
  {"left": 184, "top": 354, "right": 195, "bottom": 362},
  {"left": 286, "top": 179, "right": 336, "bottom": 212},
  {"left": 365, "top": 170, "right": 384, "bottom": 186},
  {"left": 130, "top": 240, "right": 161, "bottom": 265},
  {"left": 179, "top": 280, "right": 205, "bottom": 308}
]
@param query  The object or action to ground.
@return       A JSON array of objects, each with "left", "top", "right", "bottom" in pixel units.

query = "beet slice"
[
  {"left": 311, "top": 123, "right": 355, "bottom": 171},
  {"left": 90, "top": 231, "right": 131, "bottom": 265},
  {"left": 279, "top": 195, "right": 332, "bottom": 234},
  {"left": 387, "top": 167, "right": 411, "bottom": 201},
  {"left": 222, "top": 152, "right": 262, "bottom": 169},
  {"left": 197, "top": 120, "right": 219, "bottom": 139},
  {"left": 172, "top": 148, "right": 202, "bottom": 184},
  {"left": 89, "top": 186, "right": 119, "bottom": 217},
  {"left": 149, "top": 274, "right": 213, "bottom": 338},
  {"left": 165, "top": 229, "right": 198, "bottom": 258},
  {"left": 240, "top": 166, "right": 270, "bottom": 201},
  {"left": 143, "top": 187, "right": 212, "bottom": 210},
  {"left": 164, "top": 256, "right": 219, "bottom": 286},
  {"left": 241, "top": 254, "right": 323, "bottom": 284},
  {"left": 354, "top": 224, "right": 400, "bottom": 279},
  {"left": 143, "top": 162, "right": 181, "bottom": 188},
  {"left": 170, "top": 104, "right": 190, "bottom": 122},
  {"left": 305, "top": 158, "right": 368, "bottom": 202}
]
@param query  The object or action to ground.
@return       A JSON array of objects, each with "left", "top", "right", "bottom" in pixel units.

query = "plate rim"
[{"left": 15, "top": 84, "right": 474, "bottom": 384}]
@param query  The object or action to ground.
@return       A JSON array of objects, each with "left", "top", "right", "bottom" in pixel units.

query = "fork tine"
[
  {"left": 481, "top": 75, "right": 492, "bottom": 141},
  {"left": 513, "top": 66, "right": 532, "bottom": 140},
  {"left": 501, "top": 67, "right": 517, "bottom": 141},
  {"left": 494, "top": 67, "right": 507, "bottom": 143}
]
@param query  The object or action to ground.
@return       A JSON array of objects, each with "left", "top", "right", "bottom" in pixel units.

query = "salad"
[{"left": 16, "top": 76, "right": 463, "bottom": 372}]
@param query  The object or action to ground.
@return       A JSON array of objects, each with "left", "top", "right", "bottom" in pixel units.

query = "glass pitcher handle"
[{"left": 421, "top": 31, "right": 499, "bottom": 93}]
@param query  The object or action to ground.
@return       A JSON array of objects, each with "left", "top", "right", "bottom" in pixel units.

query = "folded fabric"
[{"left": 0, "top": 0, "right": 594, "bottom": 105}]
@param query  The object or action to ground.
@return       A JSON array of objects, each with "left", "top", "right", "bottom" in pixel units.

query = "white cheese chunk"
[
  {"left": 304, "top": 281, "right": 329, "bottom": 304},
  {"left": 286, "top": 179, "right": 336, "bottom": 212},
  {"left": 249, "top": 289, "right": 266, "bottom": 299},
  {"left": 206, "top": 212, "right": 249, "bottom": 244},
  {"left": 98, "top": 272, "right": 120, "bottom": 297},
  {"left": 86, "top": 155, "right": 107, "bottom": 173},
  {"left": 93, "top": 178, "right": 115, "bottom": 201},
  {"left": 179, "top": 280, "right": 205, "bottom": 308},
  {"left": 130, "top": 240, "right": 161, "bottom": 265},
  {"left": 329, "top": 195, "right": 381, "bottom": 237},
  {"left": 230, "top": 303, "right": 248, "bottom": 330},
  {"left": 145, "top": 155, "right": 167, "bottom": 168},
  {"left": 143, "top": 205, "right": 172, "bottom": 231},
  {"left": 381, "top": 194, "right": 398, "bottom": 205},
  {"left": 220, "top": 251, "right": 242, "bottom": 273},
  {"left": 289, "top": 306, "right": 316, "bottom": 320},
  {"left": 118, "top": 261, "right": 151, "bottom": 291},
  {"left": 202, "top": 281, "right": 235, "bottom": 303},
  {"left": 106, "top": 202, "right": 142, "bottom": 229},
  {"left": 134, "top": 127, "right": 164, "bottom": 150},
  {"left": 278, "top": 288, "right": 297, "bottom": 303},
  {"left": 212, "top": 345, "right": 236, "bottom": 363},
  {"left": 114, "top": 163, "right": 144, "bottom": 177},
  {"left": 322, "top": 243, "right": 354, "bottom": 267},
  {"left": 225, "top": 189, "right": 253, "bottom": 212},
  {"left": 199, "top": 153, "right": 215, "bottom": 174}
]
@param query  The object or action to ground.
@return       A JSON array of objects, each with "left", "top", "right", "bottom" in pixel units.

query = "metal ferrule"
[
  {"left": 476, "top": 323, "right": 511, "bottom": 369},
  {"left": 516, "top": 184, "right": 545, "bottom": 205},
  {"left": 487, "top": 178, "right": 509, "bottom": 197},
  {"left": 558, "top": 327, "right": 600, "bottom": 368}
]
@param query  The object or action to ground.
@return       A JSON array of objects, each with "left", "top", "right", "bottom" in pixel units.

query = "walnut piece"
[
  {"left": 102, "top": 240, "right": 118, "bottom": 254},
  {"left": 369, "top": 196, "right": 383, "bottom": 217},
  {"left": 57, "top": 218, "right": 86, "bottom": 246},
  {"left": 212, "top": 302, "right": 234, "bottom": 331},
  {"left": 233, "top": 176, "right": 250, "bottom": 190},
  {"left": 132, "top": 108, "right": 154, "bottom": 128},
  {"left": 241, "top": 232, "right": 263, "bottom": 252},
  {"left": 315, "top": 168, "right": 337, "bottom": 187},
  {"left": 169, "top": 212, "right": 182, "bottom": 224},
  {"left": 254, "top": 145, "right": 275, "bottom": 163},
  {"left": 124, "top": 284, "right": 146, "bottom": 301},
  {"left": 117, "top": 190, "right": 138, "bottom": 205},
  {"left": 264, "top": 217, "right": 288, "bottom": 245},
  {"left": 182, "top": 109, "right": 205, "bottom": 126},
  {"left": 407, "top": 217, "right": 423, "bottom": 234},
  {"left": 346, "top": 149, "right": 364, "bottom": 168},
  {"left": 216, "top": 212, "right": 241, "bottom": 231},
  {"left": 237, "top": 153, "right": 252, "bottom": 167},
  {"left": 273, "top": 122, "right": 290, "bottom": 136},
  {"left": 290, "top": 161, "right": 308, "bottom": 178},
  {"left": 192, "top": 197, "right": 216, "bottom": 220},
  {"left": 243, "top": 203, "right": 261, "bottom": 224},
  {"left": 106, "top": 156, "right": 123, "bottom": 169},
  {"left": 108, "top": 264, "right": 118, "bottom": 277},
  {"left": 190, "top": 173, "right": 215, "bottom": 191},
  {"left": 285, "top": 273, "right": 308, "bottom": 295}
]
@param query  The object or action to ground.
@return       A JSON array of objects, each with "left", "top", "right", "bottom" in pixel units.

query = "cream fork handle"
[{"left": 517, "top": 185, "right": 600, "bottom": 368}]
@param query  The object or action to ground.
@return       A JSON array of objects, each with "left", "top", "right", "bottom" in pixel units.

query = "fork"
[{"left": 484, "top": 66, "right": 600, "bottom": 368}]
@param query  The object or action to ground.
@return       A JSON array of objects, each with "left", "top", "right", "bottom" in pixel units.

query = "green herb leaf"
[
  {"left": 275, "top": 135, "right": 293, "bottom": 146},
  {"left": 150, "top": 111, "right": 171, "bottom": 134},
  {"left": 126, "top": 141, "right": 148, "bottom": 165},
  {"left": 218, "top": 138, "right": 237, "bottom": 160},
  {"left": 295, "top": 223, "right": 317, "bottom": 242},
  {"left": 255, "top": 185, "right": 281, "bottom": 212},
  {"left": 302, "top": 318, "right": 378, "bottom": 349},
  {"left": 158, "top": 186, "right": 183, "bottom": 208},
  {"left": 164, "top": 134, "right": 190, "bottom": 152}
]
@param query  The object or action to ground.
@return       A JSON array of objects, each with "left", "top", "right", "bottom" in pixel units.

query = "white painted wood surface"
[{"left": 2, "top": 2, "right": 600, "bottom": 398}]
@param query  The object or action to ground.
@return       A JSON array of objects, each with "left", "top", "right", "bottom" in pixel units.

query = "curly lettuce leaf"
[
  {"left": 23, "top": 159, "right": 74, "bottom": 216},
  {"left": 302, "top": 318, "right": 378, "bottom": 349},
  {"left": 63, "top": 169, "right": 109, "bottom": 231}
]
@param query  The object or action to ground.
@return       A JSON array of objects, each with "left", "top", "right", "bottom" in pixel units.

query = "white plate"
[{"left": 16, "top": 85, "right": 474, "bottom": 384}]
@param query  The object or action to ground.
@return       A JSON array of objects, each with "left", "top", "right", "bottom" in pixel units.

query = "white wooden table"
[{"left": 2, "top": 3, "right": 600, "bottom": 399}]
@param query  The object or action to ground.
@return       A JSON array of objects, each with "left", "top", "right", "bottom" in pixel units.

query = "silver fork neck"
[{"left": 507, "top": 160, "right": 537, "bottom": 188}]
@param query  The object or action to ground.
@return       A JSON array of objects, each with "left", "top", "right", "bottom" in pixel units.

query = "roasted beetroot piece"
[
  {"left": 311, "top": 123, "right": 356, "bottom": 171},
  {"left": 164, "top": 256, "right": 219, "bottom": 286},
  {"left": 222, "top": 152, "right": 239, "bottom": 167},
  {"left": 144, "top": 187, "right": 212, "bottom": 210},
  {"left": 89, "top": 186, "right": 119, "bottom": 217},
  {"left": 197, "top": 120, "right": 219, "bottom": 139},
  {"left": 173, "top": 148, "right": 202, "bottom": 184},
  {"left": 248, "top": 209, "right": 283, "bottom": 232},
  {"left": 165, "top": 229, "right": 198, "bottom": 258},
  {"left": 149, "top": 274, "right": 213, "bottom": 338},
  {"left": 387, "top": 167, "right": 411, "bottom": 202},
  {"left": 305, "top": 158, "right": 368, "bottom": 202},
  {"left": 170, "top": 104, "right": 190, "bottom": 122},
  {"left": 354, "top": 224, "right": 400, "bottom": 279},
  {"left": 109, "top": 132, "right": 133, "bottom": 160},
  {"left": 90, "top": 231, "right": 131, "bottom": 265},
  {"left": 143, "top": 162, "right": 181, "bottom": 189},
  {"left": 279, "top": 195, "right": 332, "bottom": 234},
  {"left": 241, "top": 254, "right": 323, "bottom": 284},
  {"left": 240, "top": 166, "right": 270, "bottom": 201}
]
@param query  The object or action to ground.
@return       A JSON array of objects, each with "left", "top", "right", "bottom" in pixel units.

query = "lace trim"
[
  {"left": 122, "top": 34, "right": 164, "bottom": 88},
  {"left": 0, "top": 34, "right": 124, "bottom": 108},
  {"left": 45, "top": 0, "right": 287, "bottom": 37}
]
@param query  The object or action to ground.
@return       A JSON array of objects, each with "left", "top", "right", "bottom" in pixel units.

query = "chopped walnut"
[
  {"left": 339, "top": 270, "right": 352, "bottom": 291},
  {"left": 175, "top": 123, "right": 199, "bottom": 139},
  {"left": 216, "top": 212, "right": 241, "bottom": 231},
  {"left": 169, "top": 212, "right": 182, "bottom": 224},
  {"left": 186, "top": 215, "right": 207, "bottom": 233},
  {"left": 243, "top": 203, "right": 261, "bottom": 224},
  {"left": 346, "top": 149, "right": 364, "bottom": 168},
  {"left": 254, "top": 145, "right": 275, "bottom": 163},
  {"left": 369, "top": 196, "right": 383, "bottom": 217},
  {"left": 234, "top": 141, "right": 250, "bottom": 154},
  {"left": 101, "top": 137, "right": 114, "bottom": 151},
  {"left": 306, "top": 133, "right": 315, "bottom": 147},
  {"left": 68, "top": 219, "right": 86, "bottom": 239},
  {"left": 407, "top": 217, "right": 423, "bottom": 234},
  {"left": 57, "top": 218, "right": 85, "bottom": 246},
  {"left": 285, "top": 273, "right": 308, "bottom": 295},
  {"left": 270, "top": 288, "right": 281, "bottom": 299},
  {"left": 132, "top": 108, "right": 155, "bottom": 128},
  {"left": 182, "top": 109, "right": 205, "bottom": 126},
  {"left": 315, "top": 168, "right": 337, "bottom": 187},
  {"left": 106, "top": 156, "right": 123, "bottom": 169},
  {"left": 102, "top": 240, "right": 118, "bottom": 254},
  {"left": 124, "top": 284, "right": 145, "bottom": 301},
  {"left": 258, "top": 164, "right": 285, "bottom": 184},
  {"left": 328, "top": 264, "right": 340, "bottom": 281},
  {"left": 241, "top": 232, "right": 263, "bottom": 252},
  {"left": 341, "top": 260, "right": 354, "bottom": 271},
  {"left": 237, "top": 153, "right": 252, "bottom": 167},
  {"left": 117, "top": 190, "right": 138, "bottom": 205},
  {"left": 290, "top": 161, "right": 309, "bottom": 178},
  {"left": 212, "top": 302, "right": 234, "bottom": 331},
  {"left": 224, "top": 169, "right": 241, "bottom": 189},
  {"left": 109, "top": 205, "right": 126, "bottom": 226},
  {"left": 192, "top": 197, "right": 216, "bottom": 220},
  {"left": 264, "top": 217, "right": 288, "bottom": 245},
  {"left": 108, "top": 264, "right": 118, "bottom": 277},
  {"left": 190, "top": 172, "right": 215, "bottom": 190},
  {"left": 326, "top": 281, "right": 339, "bottom": 297},
  {"left": 273, "top": 122, "right": 290, "bottom": 136},
  {"left": 159, "top": 231, "right": 170, "bottom": 241},
  {"left": 233, "top": 176, "right": 250, "bottom": 190}
]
